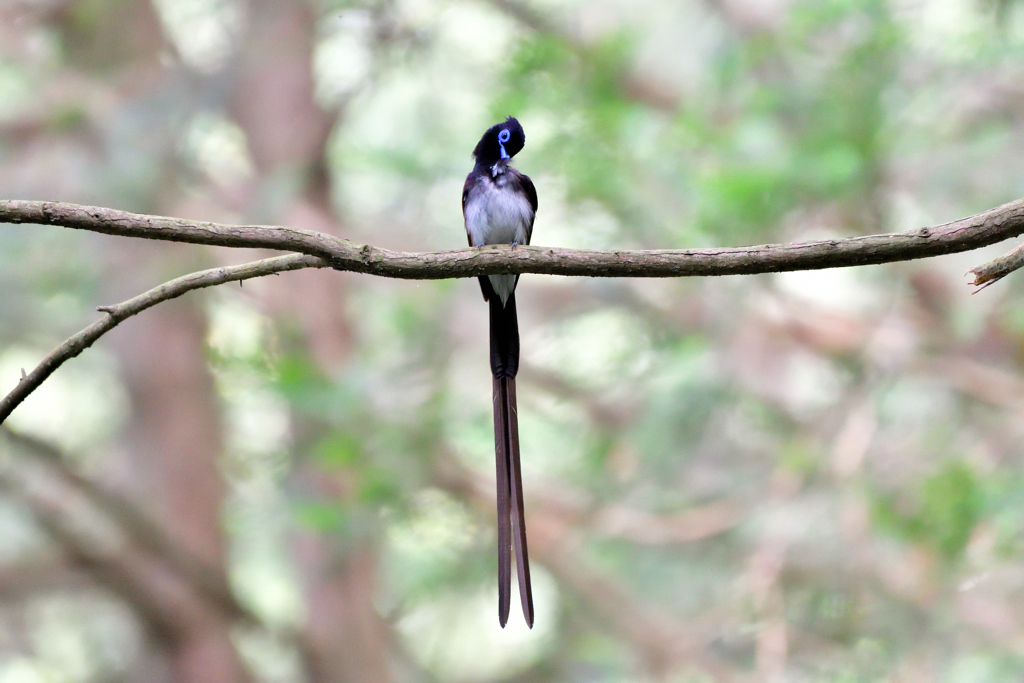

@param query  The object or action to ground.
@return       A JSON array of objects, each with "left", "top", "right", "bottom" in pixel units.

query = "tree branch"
[
  {"left": 0, "top": 253, "right": 327, "bottom": 424},
  {"left": 967, "top": 242, "right": 1024, "bottom": 291},
  {"left": 3, "top": 196, "right": 1024, "bottom": 426},
  {"left": 2, "top": 198, "right": 1024, "bottom": 279}
]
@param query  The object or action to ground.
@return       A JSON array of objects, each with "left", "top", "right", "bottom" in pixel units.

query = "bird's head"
[{"left": 473, "top": 117, "right": 525, "bottom": 166}]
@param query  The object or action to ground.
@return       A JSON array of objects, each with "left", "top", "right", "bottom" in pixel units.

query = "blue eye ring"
[{"left": 498, "top": 129, "right": 510, "bottom": 143}]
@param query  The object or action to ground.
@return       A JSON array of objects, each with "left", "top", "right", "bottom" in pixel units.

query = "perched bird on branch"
[{"left": 463, "top": 117, "right": 537, "bottom": 628}]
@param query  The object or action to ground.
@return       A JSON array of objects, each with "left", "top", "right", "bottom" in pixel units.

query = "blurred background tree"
[{"left": 3, "top": 0, "right": 1024, "bottom": 680}]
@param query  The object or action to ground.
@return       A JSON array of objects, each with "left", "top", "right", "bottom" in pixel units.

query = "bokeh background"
[{"left": 3, "top": 0, "right": 1024, "bottom": 680}]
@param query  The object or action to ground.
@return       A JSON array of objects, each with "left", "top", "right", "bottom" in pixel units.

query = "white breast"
[
  {"left": 465, "top": 176, "right": 534, "bottom": 306},
  {"left": 465, "top": 178, "right": 533, "bottom": 248}
]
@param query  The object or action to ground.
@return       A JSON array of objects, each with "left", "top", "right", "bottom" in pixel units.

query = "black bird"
[{"left": 463, "top": 117, "right": 537, "bottom": 628}]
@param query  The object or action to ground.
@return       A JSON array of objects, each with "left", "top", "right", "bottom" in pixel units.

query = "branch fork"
[{"left": 1, "top": 197, "right": 1023, "bottom": 424}]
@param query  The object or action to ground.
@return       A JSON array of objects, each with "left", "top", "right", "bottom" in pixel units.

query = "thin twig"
[
  {"left": 1, "top": 199, "right": 1024, "bottom": 279},
  {"left": 967, "top": 242, "right": 1024, "bottom": 292},
  {"left": 0, "top": 253, "right": 327, "bottom": 424}
]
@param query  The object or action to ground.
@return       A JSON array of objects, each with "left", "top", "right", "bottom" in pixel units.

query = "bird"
[{"left": 463, "top": 116, "right": 537, "bottom": 628}]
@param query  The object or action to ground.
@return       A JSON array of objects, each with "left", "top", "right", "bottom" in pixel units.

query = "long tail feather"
[
  {"left": 505, "top": 378, "right": 534, "bottom": 627},
  {"left": 493, "top": 375, "right": 512, "bottom": 627},
  {"left": 487, "top": 288, "right": 534, "bottom": 628}
]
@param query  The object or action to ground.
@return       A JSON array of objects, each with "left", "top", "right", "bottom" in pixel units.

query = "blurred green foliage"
[{"left": 873, "top": 460, "right": 983, "bottom": 561}]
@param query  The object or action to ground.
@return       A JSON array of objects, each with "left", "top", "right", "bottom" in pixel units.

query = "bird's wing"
[
  {"left": 462, "top": 174, "right": 474, "bottom": 246},
  {"left": 516, "top": 170, "right": 538, "bottom": 245}
]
